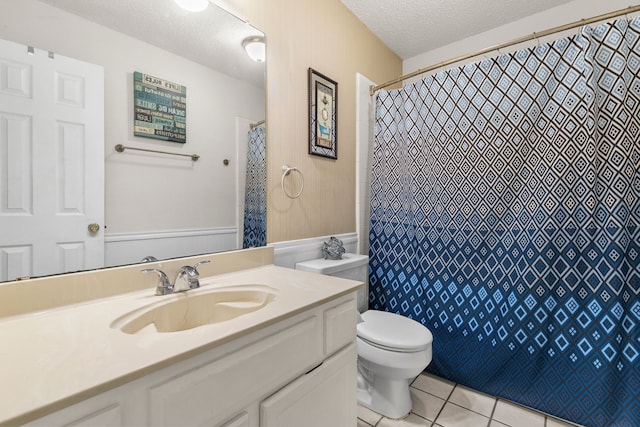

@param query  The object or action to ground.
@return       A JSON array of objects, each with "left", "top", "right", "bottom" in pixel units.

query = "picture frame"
[
  {"left": 308, "top": 68, "right": 337, "bottom": 159},
  {"left": 133, "top": 71, "right": 187, "bottom": 143}
]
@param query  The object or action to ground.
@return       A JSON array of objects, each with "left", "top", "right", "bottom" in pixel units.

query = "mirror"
[{"left": 0, "top": 0, "right": 266, "bottom": 282}]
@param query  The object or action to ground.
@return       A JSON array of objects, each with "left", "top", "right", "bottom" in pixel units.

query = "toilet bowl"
[
  {"left": 356, "top": 310, "right": 433, "bottom": 419},
  {"left": 295, "top": 254, "right": 433, "bottom": 419}
]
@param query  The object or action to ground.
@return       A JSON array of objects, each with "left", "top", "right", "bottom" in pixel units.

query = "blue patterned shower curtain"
[
  {"left": 369, "top": 18, "right": 640, "bottom": 427},
  {"left": 242, "top": 126, "right": 266, "bottom": 248}
]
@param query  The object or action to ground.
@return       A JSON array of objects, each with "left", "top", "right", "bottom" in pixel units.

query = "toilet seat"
[{"left": 357, "top": 310, "right": 433, "bottom": 353}]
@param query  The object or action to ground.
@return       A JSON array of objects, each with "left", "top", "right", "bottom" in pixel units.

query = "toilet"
[{"left": 295, "top": 253, "right": 433, "bottom": 419}]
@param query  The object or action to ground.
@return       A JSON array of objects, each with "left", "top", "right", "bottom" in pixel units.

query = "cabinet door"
[
  {"left": 218, "top": 411, "right": 250, "bottom": 427},
  {"left": 260, "top": 343, "right": 357, "bottom": 427},
  {"left": 148, "top": 315, "right": 322, "bottom": 427},
  {"left": 324, "top": 298, "right": 357, "bottom": 356},
  {"left": 24, "top": 402, "right": 123, "bottom": 427}
]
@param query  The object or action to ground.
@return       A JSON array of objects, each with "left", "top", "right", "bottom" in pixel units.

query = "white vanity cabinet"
[
  {"left": 260, "top": 344, "right": 357, "bottom": 427},
  {"left": 23, "top": 293, "right": 357, "bottom": 427}
]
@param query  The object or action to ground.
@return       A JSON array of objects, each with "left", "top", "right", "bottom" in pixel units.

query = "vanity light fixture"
[
  {"left": 243, "top": 36, "right": 266, "bottom": 63},
  {"left": 174, "top": 0, "right": 209, "bottom": 12}
]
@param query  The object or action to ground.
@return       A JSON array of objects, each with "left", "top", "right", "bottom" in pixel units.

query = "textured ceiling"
[
  {"left": 41, "top": 0, "right": 576, "bottom": 85},
  {"left": 39, "top": 0, "right": 265, "bottom": 88},
  {"left": 341, "top": 0, "right": 576, "bottom": 59}
]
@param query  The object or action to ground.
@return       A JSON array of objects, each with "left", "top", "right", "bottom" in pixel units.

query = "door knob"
[{"left": 88, "top": 223, "right": 100, "bottom": 234}]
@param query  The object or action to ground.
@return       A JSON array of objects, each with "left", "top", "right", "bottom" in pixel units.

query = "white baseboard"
[
  {"left": 269, "top": 232, "right": 358, "bottom": 269},
  {"left": 105, "top": 227, "right": 238, "bottom": 267}
]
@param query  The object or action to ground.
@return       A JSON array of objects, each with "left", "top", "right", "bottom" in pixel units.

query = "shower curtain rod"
[
  {"left": 370, "top": 4, "right": 640, "bottom": 96},
  {"left": 250, "top": 119, "right": 265, "bottom": 129}
]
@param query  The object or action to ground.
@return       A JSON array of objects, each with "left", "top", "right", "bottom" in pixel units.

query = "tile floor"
[{"left": 357, "top": 373, "right": 585, "bottom": 427}]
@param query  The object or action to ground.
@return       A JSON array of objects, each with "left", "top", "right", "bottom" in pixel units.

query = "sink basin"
[{"left": 111, "top": 285, "right": 278, "bottom": 334}]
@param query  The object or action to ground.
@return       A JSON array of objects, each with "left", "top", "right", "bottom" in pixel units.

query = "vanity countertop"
[{"left": 0, "top": 265, "right": 362, "bottom": 425}]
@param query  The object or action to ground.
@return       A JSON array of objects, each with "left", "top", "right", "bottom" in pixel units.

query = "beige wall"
[{"left": 224, "top": 0, "right": 402, "bottom": 243}]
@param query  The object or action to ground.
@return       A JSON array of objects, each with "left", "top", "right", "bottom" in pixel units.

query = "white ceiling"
[
  {"left": 41, "top": 0, "right": 575, "bottom": 85},
  {"left": 340, "top": 0, "right": 575, "bottom": 60},
  {"left": 39, "top": 0, "right": 265, "bottom": 88}
]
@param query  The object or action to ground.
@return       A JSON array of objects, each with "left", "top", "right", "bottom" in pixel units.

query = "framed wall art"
[
  {"left": 308, "top": 68, "right": 337, "bottom": 159},
  {"left": 133, "top": 71, "right": 187, "bottom": 143}
]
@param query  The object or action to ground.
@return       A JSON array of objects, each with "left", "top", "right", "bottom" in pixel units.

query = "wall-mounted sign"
[{"left": 133, "top": 71, "right": 186, "bottom": 143}]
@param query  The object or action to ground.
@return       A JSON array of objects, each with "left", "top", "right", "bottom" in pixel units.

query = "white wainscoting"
[
  {"left": 270, "top": 232, "right": 359, "bottom": 269},
  {"left": 105, "top": 227, "right": 238, "bottom": 267}
]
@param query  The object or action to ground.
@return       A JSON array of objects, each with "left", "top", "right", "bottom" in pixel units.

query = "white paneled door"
[{"left": 0, "top": 38, "right": 104, "bottom": 281}]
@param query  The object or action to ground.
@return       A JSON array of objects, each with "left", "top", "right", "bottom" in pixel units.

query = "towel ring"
[{"left": 281, "top": 165, "right": 304, "bottom": 199}]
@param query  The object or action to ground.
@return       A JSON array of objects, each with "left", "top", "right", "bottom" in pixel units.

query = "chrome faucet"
[
  {"left": 142, "top": 260, "right": 211, "bottom": 296},
  {"left": 141, "top": 268, "right": 174, "bottom": 295},
  {"left": 173, "top": 260, "right": 211, "bottom": 292}
]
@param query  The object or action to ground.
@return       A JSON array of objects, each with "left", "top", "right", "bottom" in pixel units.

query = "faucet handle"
[
  {"left": 174, "top": 260, "right": 210, "bottom": 292},
  {"left": 193, "top": 260, "right": 211, "bottom": 272},
  {"left": 174, "top": 265, "right": 199, "bottom": 291},
  {"left": 142, "top": 268, "right": 173, "bottom": 296}
]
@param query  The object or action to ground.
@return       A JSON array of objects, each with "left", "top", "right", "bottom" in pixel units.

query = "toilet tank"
[{"left": 295, "top": 253, "right": 369, "bottom": 312}]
